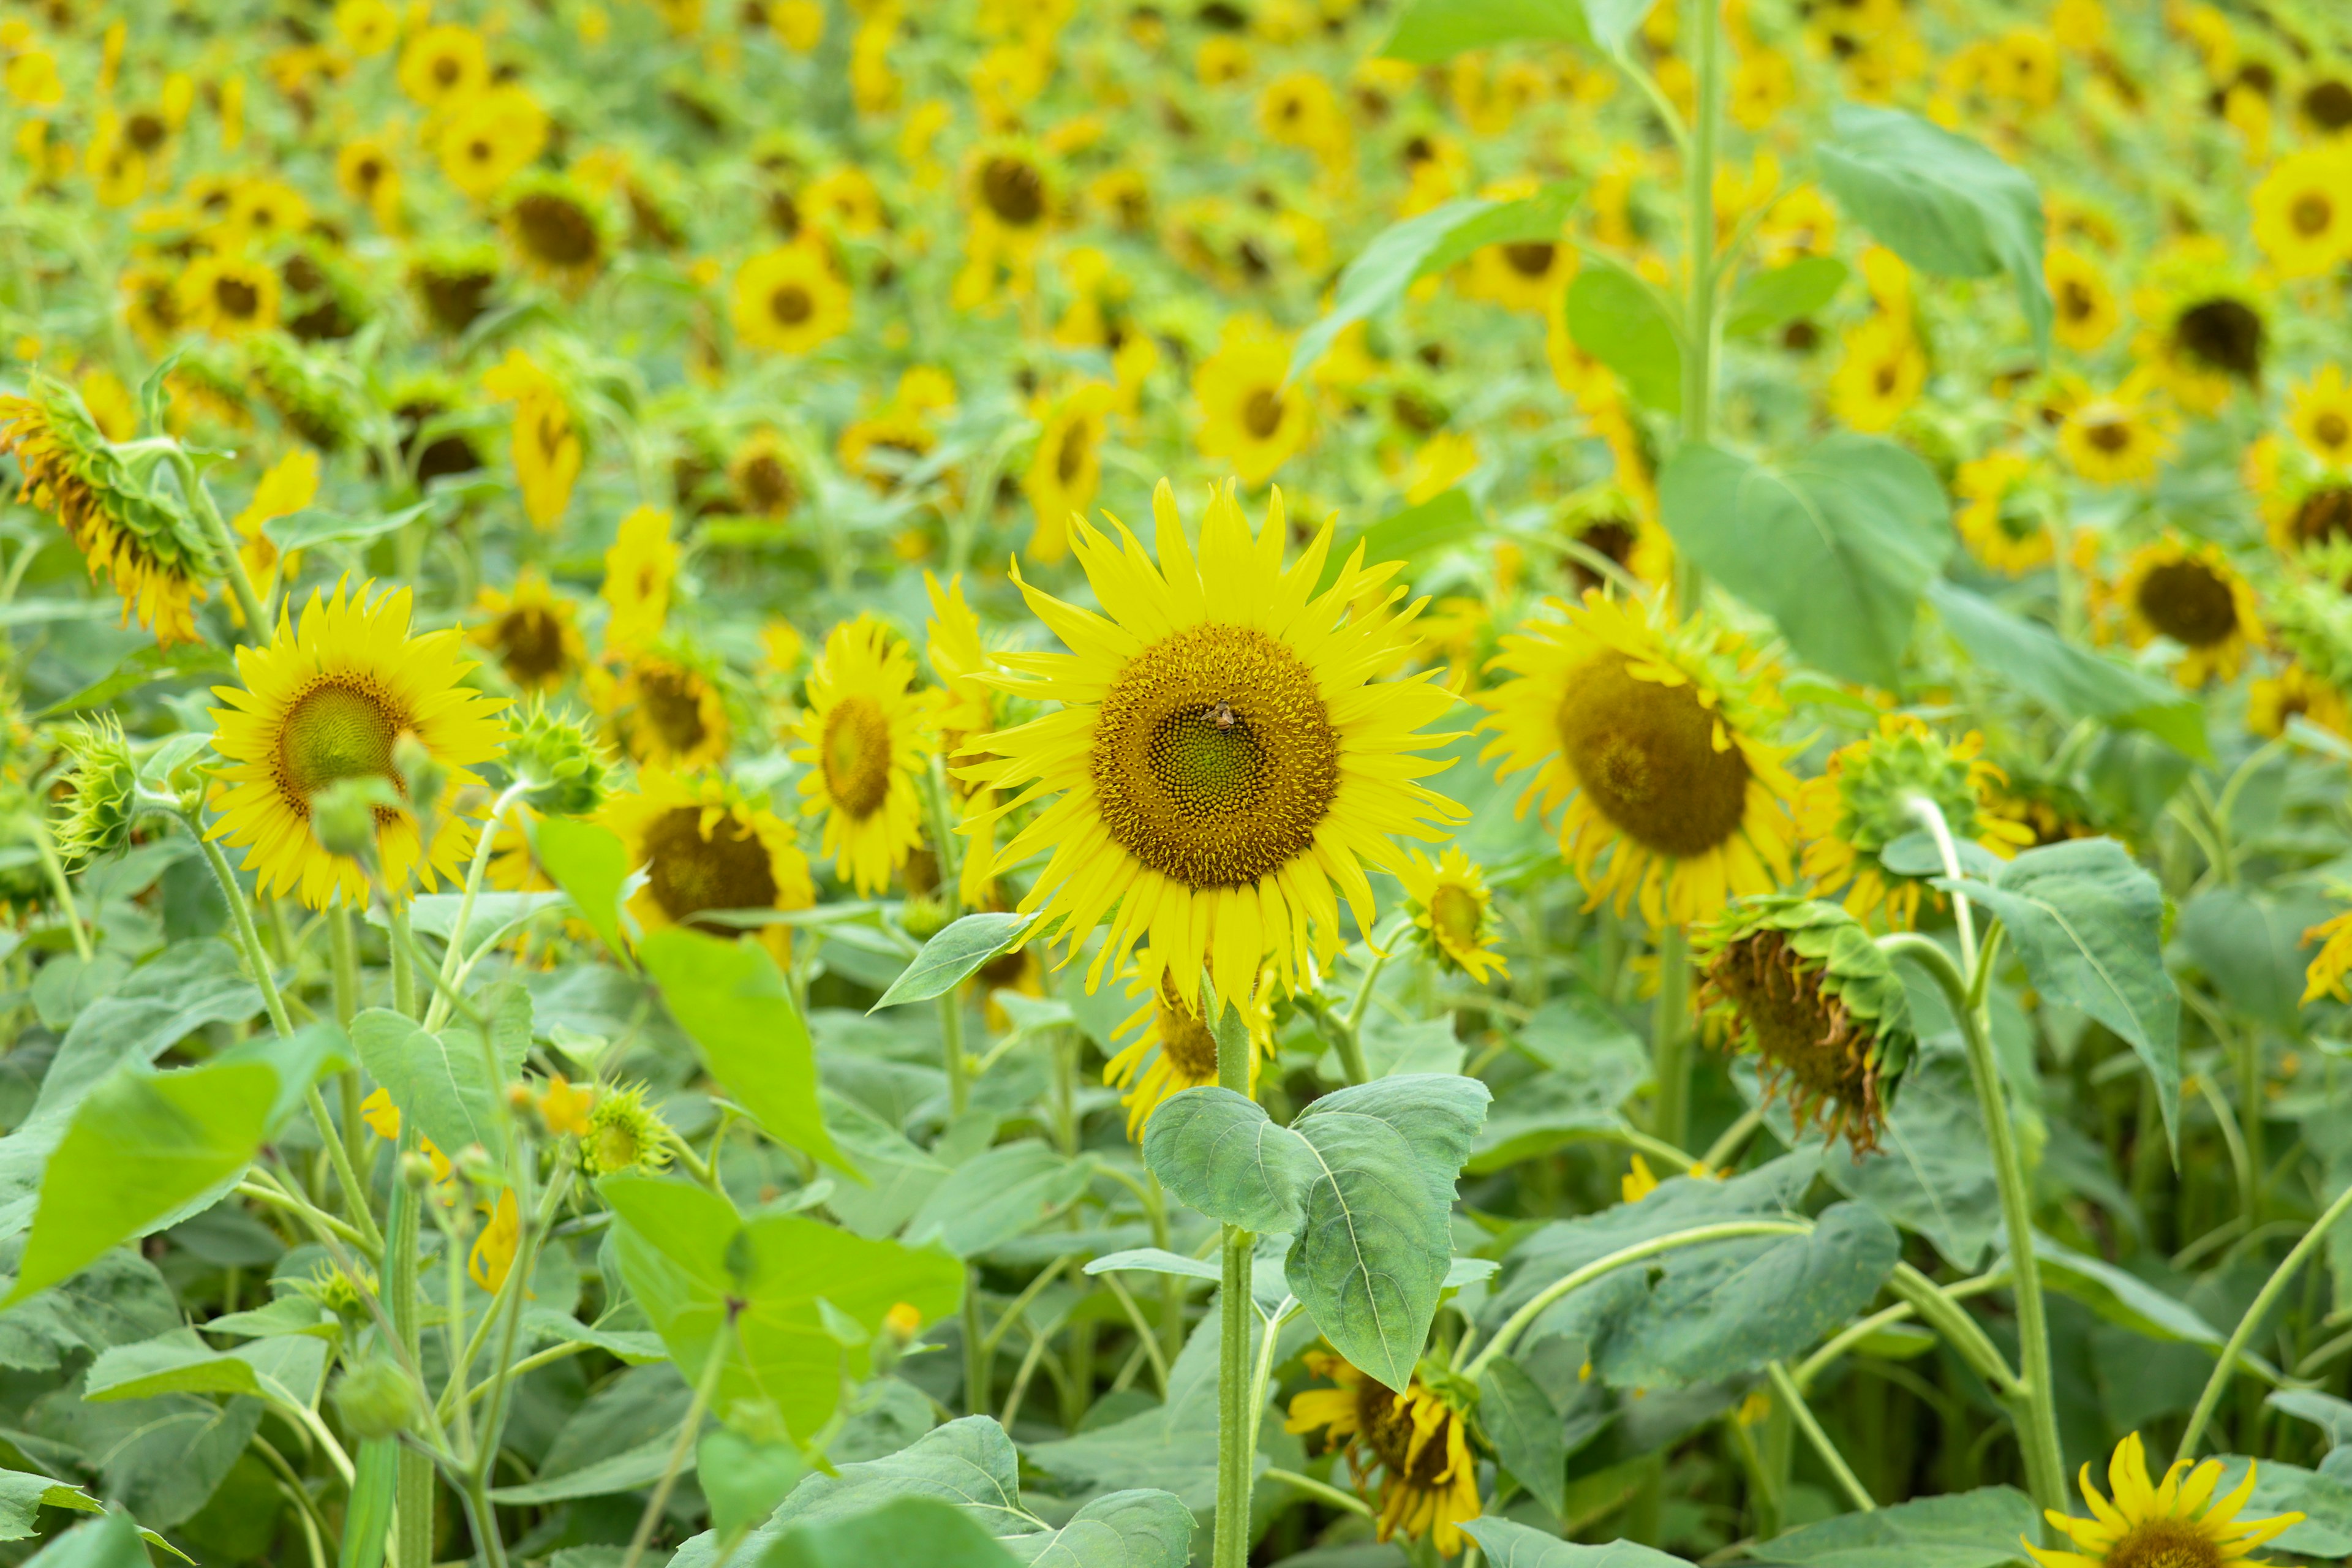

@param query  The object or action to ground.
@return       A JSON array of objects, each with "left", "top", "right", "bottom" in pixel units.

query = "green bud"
[
  {"left": 331, "top": 1357, "right": 418, "bottom": 1441},
  {"left": 311, "top": 776, "right": 398, "bottom": 861},
  {"left": 399, "top": 1150, "right": 437, "bottom": 1188},
  {"left": 51, "top": 718, "right": 141, "bottom": 864},
  {"left": 899, "top": 892, "right": 949, "bottom": 942},
  {"left": 504, "top": 699, "right": 613, "bottom": 817},
  {"left": 392, "top": 733, "right": 445, "bottom": 821}
]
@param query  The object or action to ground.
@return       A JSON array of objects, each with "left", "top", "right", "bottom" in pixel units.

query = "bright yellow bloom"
[
  {"left": 179, "top": 254, "right": 281, "bottom": 339},
  {"left": 1284, "top": 1351, "right": 1482, "bottom": 1555},
  {"left": 2251, "top": 145, "right": 2352, "bottom": 279},
  {"left": 2059, "top": 379, "right": 2173, "bottom": 486},
  {"left": 2045, "top": 246, "right": 2118, "bottom": 353},
  {"left": 468, "top": 1190, "right": 519, "bottom": 1291},
  {"left": 482, "top": 352, "right": 581, "bottom": 531},
  {"left": 600, "top": 505, "right": 677, "bottom": 656},
  {"left": 2025, "top": 1433, "right": 2302, "bottom": 1568},
  {"left": 231, "top": 449, "right": 320, "bottom": 611},
  {"left": 793, "top": 615, "right": 931, "bottom": 897},
  {"left": 1193, "top": 317, "right": 1313, "bottom": 488},
  {"left": 1396, "top": 845, "right": 1507, "bottom": 984},
  {"left": 1828, "top": 314, "right": 1926, "bottom": 433},
  {"left": 1021, "top": 382, "right": 1117, "bottom": 564},
  {"left": 437, "top": 86, "right": 548, "bottom": 200},
  {"left": 2103, "top": 538, "right": 2265, "bottom": 688},
  {"left": 470, "top": 568, "right": 586, "bottom": 692},
  {"left": 600, "top": 650, "right": 730, "bottom": 770},
  {"left": 1102, "top": 956, "right": 1275, "bottom": 1139},
  {"left": 2304, "top": 907, "right": 2352, "bottom": 1004},
  {"left": 601, "top": 767, "right": 813, "bottom": 966},
  {"left": 398, "top": 23, "right": 490, "bottom": 108},
  {"left": 731, "top": 244, "right": 851, "bottom": 356},
  {"left": 537, "top": 1075, "right": 595, "bottom": 1139},
  {"left": 1797, "top": 715, "right": 2033, "bottom": 929},
  {"left": 2288, "top": 366, "right": 2352, "bottom": 469},
  {"left": 2249, "top": 663, "right": 2349, "bottom": 741},
  {"left": 1954, "top": 451, "right": 2055, "bottom": 575},
  {"left": 360, "top": 1087, "right": 451, "bottom": 1181}
]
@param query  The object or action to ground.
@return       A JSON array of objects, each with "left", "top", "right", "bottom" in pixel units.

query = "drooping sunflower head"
[
  {"left": 247, "top": 332, "right": 359, "bottom": 453},
  {"left": 502, "top": 172, "right": 614, "bottom": 290},
  {"left": 2133, "top": 240, "right": 2267, "bottom": 411},
  {"left": 1103, "top": 954, "right": 1276, "bottom": 1140},
  {"left": 1695, "top": 895, "right": 1916, "bottom": 1157},
  {"left": 0, "top": 375, "right": 220, "bottom": 644},
  {"left": 2025, "top": 1433, "right": 2302, "bottom": 1568},
  {"left": 2106, "top": 537, "right": 2266, "bottom": 687},
  {"left": 601, "top": 648, "right": 731, "bottom": 771},
  {"left": 470, "top": 567, "right": 586, "bottom": 692},
  {"left": 727, "top": 431, "right": 803, "bottom": 521},
  {"left": 791, "top": 614, "right": 930, "bottom": 897},
  {"left": 577, "top": 1082, "right": 677, "bottom": 1178},
  {"left": 208, "top": 579, "right": 511, "bottom": 909},
  {"left": 1396, "top": 844, "right": 1508, "bottom": 984},
  {"left": 1478, "top": 592, "right": 1795, "bottom": 930},
  {"left": 1283, "top": 1350, "right": 1484, "bottom": 1556},
  {"left": 601, "top": 766, "right": 813, "bottom": 965},
  {"left": 1954, "top": 449, "right": 2057, "bottom": 576},
  {"left": 963, "top": 480, "right": 1466, "bottom": 1012},
  {"left": 409, "top": 240, "right": 503, "bottom": 337},
  {"left": 1797, "top": 715, "right": 2034, "bottom": 929},
  {"left": 2245, "top": 433, "right": 2352, "bottom": 562}
]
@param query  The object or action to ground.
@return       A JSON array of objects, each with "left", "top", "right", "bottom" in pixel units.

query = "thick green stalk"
[
  {"left": 1649, "top": 925, "right": 1692, "bottom": 1155},
  {"left": 1671, "top": 0, "right": 1724, "bottom": 614},
  {"left": 330, "top": 906, "right": 370, "bottom": 1200},
  {"left": 386, "top": 1141, "right": 433, "bottom": 1568},
  {"left": 1210, "top": 990, "right": 1257, "bottom": 1568},
  {"left": 2176, "top": 1176, "right": 2352, "bottom": 1463}
]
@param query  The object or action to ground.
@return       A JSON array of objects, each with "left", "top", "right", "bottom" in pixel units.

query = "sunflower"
[
  {"left": 601, "top": 504, "right": 676, "bottom": 655},
  {"left": 2305, "top": 904, "right": 2352, "bottom": 1004},
  {"left": 2058, "top": 377, "right": 2173, "bottom": 485},
  {"left": 601, "top": 767, "right": 813, "bottom": 965},
  {"left": 228, "top": 448, "right": 317, "bottom": 614},
  {"left": 2245, "top": 435, "right": 2352, "bottom": 559},
  {"left": 1284, "top": 1351, "right": 1482, "bottom": 1555},
  {"left": 208, "top": 580, "right": 510, "bottom": 908},
  {"left": 470, "top": 568, "right": 585, "bottom": 692},
  {"left": 1479, "top": 593, "right": 1795, "bottom": 929},
  {"left": 2106, "top": 538, "right": 2265, "bottom": 687},
  {"left": 2288, "top": 366, "right": 2352, "bottom": 469},
  {"left": 966, "top": 143, "right": 1054, "bottom": 258},
  {"left": 793, "top": 614, "right": 930, "bottom": 897},
  {"left": 731, "top": 243, "right": 851, "bottom": 356},
  {"left": 179, "top": 254, "right": 281, "bottom": 339},
  {"left": 802, "top": 166, "right": 885, "bottom": 238},
  {"left": 0, "top": 377, "right": 218, "bottom": 644},
  {"left": 502, "top": 173, "right": 611, "bottom": 290},
  {"left": 481, "top": 350, "right": 580, "bottom": 530},
  {"left": 1102, "top": 955, "right": 1276, "bottom": 1138},
  {"left": 1954, "top": 450, "right": 2056, "bottom": 575},
  {"left": 437, "top": 86, "right": 549, "bottom": 201},
  {"left": 1020, "top": 381, "right": 1117, "bottom": 564},
  {"left": 2133, "top": 241, "right": 2266, "bottom": 411},
  {"left": 727, "top": 431, "right": 801, "bottom": 521},
  {"left": 1396, "top": 845, "right": 1507, "bottom": 984},
  {"left": 601, "top": 649, "right": 729, "bottom": 770},
  {"left": 1796, "top": 715, "right": 2033, "bottom": 929},
  {"left": 410, "top": 242, "right": 501, "bottom": 337},
  {"left": 1559, "top": 485, "right": 1671, "bottom": 595},
  {"left": 219, "top": 179, "right": 312, "bottom": 250},
  {"left": 2026, "top": 1433, "right": 2303, "bottom": 1568},
  {"left": 2044, "top": 245, "right": 2118, "bottom": 353},
  {"left": 1257, "top": 69, "right": 1349, "bottom": 164},
  {"left": 2250, "top": 145, "right": 2352, "bottom": 279},
  {"left": 1193, "top": 317, "right": 1313, "bottom": 488},
  {"left": 1828, "top": 314, "right": 1926, "bottom": 433},
  {"left": 398, "top": 23, "right": 490, "bottom": 108},
  {"left": 960, "top": 481, "right": 1462, "bottom": 1012},
  {"left": 2249, "top": 662, "right": 2350, "bottom": 740},
  {"left": 926, "top": 573, "right": 1000, "bottom": 910}
]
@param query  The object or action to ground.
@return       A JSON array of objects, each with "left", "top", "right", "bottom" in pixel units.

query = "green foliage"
[
  {"left": 1566, "top": 265, "right": 1683, "bottom": 413},
  {"left": 873, "top": 914, "right": 1034, "bottom": 1009},
  {"left": 641, "top": 927, "right": 846, "bottom": 1171}
]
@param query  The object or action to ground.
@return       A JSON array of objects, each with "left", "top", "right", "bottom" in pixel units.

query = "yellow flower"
[
  {"left": 1954, "top": 451, "right": 2055, "bottom": 576},
  {"left": 398, "top": 23, "right": 490, "bottom": 108},
  {"left": 2045, "top": 246, "right": 2118, "bottom": 353},
  {"left": 2104, "top": 537, "right": 2266, "bottom": 688},
  {"left": 1397, "top": 844, "right": 1508, "bottom": 984},
  {"left": 2132, "top": 241, "right": 2266, "bottom": 413},
  {"left": 1479, "top": 594, "right": 1795, "bottom": 930},
  {"left": 1193, "top": 317, "right": 1313, "bottom": 488},
  {"left": 2288, "top": 366, "right": 2352, "bottom": 469},
  {"left": 1623, "top": 1153, "right": 1662, "bottom": 1202},
  {"left": 468, "top": 1190, "right": 519, "bottom": 1292},
  {"left": 601, "top": 650, "right": 730, "bottom": 770},
  {"left": 960, "top": 481, "right": 1463, "bottom": 1012},
  {"left": 601, "top": 766, "right": 813, "bottom": 965},
  {"left": 966, "top": 143, "right": 1054, "bottom": 259},
  {"left": 793, "top": 614, "right": 931, "bottom": 897},
  {"left": 1797, "top": 715, "right": 2033, "bottom": 929},
  {"left": 2026, "top": 1433, "right": 2302, "bottom": 1568},
  {"left": 2251, "top": 145, "right": 2352, "bottom": 279},
  {"left": 336, "top": 137, "right": 402, "bottom": 223},
  {"left": 334, "top": 0, "right": 399, "bottom": 56},
  {"left": 1284, "top": 1351, "right": 1482, "bottom": 1555},
  {"left": 537, "top": 1075, "right": 594, "bottom": 1139},
  {"left": 481, "top": 351, "right": 581, "bottom": 530},
  {"left": 601, "top": 505, "right": 677, "bottom": 656},
  {"left": 1102, "top": 956, "right": 1276, "bottom": 1139},
  {"left": 1257, "top": 69, "right": 1348, "bottom": 163},
  {"left": 360, "top": 1087, "right": 451, "bottom": 1180},
  {"left": 179, "top": 254, "right": 281, "bottom": 339},
  {"left": 769, "top": 0, "right": 823, "bottom": 50},
  {"left": 730, "top": 244, "right": 851, "bottom": 356},
  {"left": 1828, "top": 314, "right": 1926, "bottom": 433},
  {"left": 2249, "top": 663, "right": 2349, "bottom": 741},
  {"left": 1020, "top": 381, "right": 1117, "bottom": 564},
  {"left": 2304, "top": 907, "right": 2352, "bottom": 1004},
  {"left": 231, "top": 449, "right": 320, "bottom": 609},
  {"left": 470, "top": 567, "right": 586, "bottom": 692},
  {"left": 208, "top": 579, "right": 511, "bottom": 908},
  {"left": 438, "top": 85, "right": 548, "bottom": 200},
  {"left": 2059, "top": 378, "right": 2173, "bottom": 486},
  {"left": 926, "top": 573, "right": 1001, "bottom": 911}
]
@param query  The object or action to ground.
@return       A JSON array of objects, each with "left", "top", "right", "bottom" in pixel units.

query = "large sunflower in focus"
[
  {"left": 209, "top": 581, "right": 510, "bottom": 908},
  {"left": 601, "top": 767, "right": 813, "bottom": 965},
  {"left": 2103, "top": 538, "right": 2265, "bottom": 687},
  {"left": 793, "top": 614, "right": 930, "bottom": 896},
  {"left": 1102, "top": 954, "right": 1275, "bottom": 1139},
  {"left": 960, "top": 481, "right": 1464, "bottom": 1013},
  {"left": 1479, "top": 593, "right": 1794, "bottom": 929}
]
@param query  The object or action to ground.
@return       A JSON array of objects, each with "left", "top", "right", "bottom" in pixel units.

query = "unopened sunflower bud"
[
  {"left": 51, "top": 717, "right": 140, "bottom": 863},
  {"left": 579, "top": 1083, "right": 675, "bottom": 1178},
  {"left": 455, "top": 1142, "right": 495, "bottom": 1183},
  {"left": 392, "top": 731, "right": 445, "bottom": 820},
  {"left": 899, "top": 891, "right": 948, "bottom": 941},
  {"left": 400, "top": 1151, "right": 437, "bottom": 1188},
  {"left": 311, "top": 775, "right": 398, "bottom": 860},
  {"left": 503, "top": 699, "right": 612, "bottom": 817},
  {"left": 331, "top": 1357, "right": 418, "bottom": 1441}
]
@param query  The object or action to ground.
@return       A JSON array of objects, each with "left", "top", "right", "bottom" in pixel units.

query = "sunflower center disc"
[
  {"left": 2082, "top": 414, "right": 2132, "bottom": 453},
  {"left": 1242, "top": 389, "right": 1285, "bottom": 440},
  {"left": 822, "top": 694, "right": 895, "bottom": 818},
  {"left": 2293, "top": 193, "right": 2334, "bottom": 236},
  {"left": 1090, "top": 623, "right": 1339, "bottom": 888},
  {"left": 1555, "top": 652, "right": 1751, "bottom": 859},
  {"left": 771, "top": 285, "right": 812, "bottom": 326},
  {"left": 2316, "top": 412, "right": 2349, "bottom": 451},
  {"left": 2173, "top": 298, "right": 2264, "bottom": 380},
  {"left": 1154, "top": 993, "right": 1219, "bottom": 1078},
  {"left": 640, "top": 806, "right": 780, "bottom": 932},
  {"left": 1504, "top": 241, "right": 1555, "bottom": 277},
  {"left": 2106, "top": 1520, "right": 2223, "bottom": 1568},
  {"left": 2293, "top": 486, "right": 2352, "bottom": 548},
  {"left": 982, "top": 157, "right": 1044, "bottom": 227},
  {"left": 636, "top": 666, "right": 710, "bottom": 754},
  {"left": 217, "top": 276, "right": 259, "bottom": 318},
  {"left": 2136, "top": 560, "right": 2238, "bottom": 647},
  {"left": 1055, "top": 423, "right": 1088, "bottom": 484},
  {"left": 1430, "top": 883, "right": 1482, "bottom": 951},
  {"left": 516, "top": 193, "right": 599, "bottom": 266},
  {"left": 281, "top": 681, "right": 401, "bottom": 802},
  {"left": 498, "top": 607, "right": 567, "bottom": 684}
]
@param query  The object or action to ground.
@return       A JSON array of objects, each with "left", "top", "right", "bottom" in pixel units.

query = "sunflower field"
[{"left": 10, "top": 0, "right": 2352, "bottom": 1566}]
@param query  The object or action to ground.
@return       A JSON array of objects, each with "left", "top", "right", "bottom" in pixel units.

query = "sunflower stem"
[
  {"left": 618, "top": 1302, "right": 733, "bottom": 1568},
  {"left": 386, "top": 1132, "right": 435, "bottom": 1568},
  {"left": 192, "top": 827, "right": 298, "bottom": 1039},
  {"left": 1671, "top": 0, "right": 1724, "bottom": 614},
  {"left": 1211, "top": 989, "right": 1259, "bottom": 1568},
  {"left": 2175, "top": 1175, "right": 2352, "bottom": 1464},
  {"left": 1766, "top": 1360, "right": 1875, "bottom": 1513},
  {"left": 426, "top": 781, "right": 527, "bottom": 1033},
  {"left": 167, "top": 445, "right": 273, "bottom": 640},
  {"left": 32, "top": 833, "right": 92, "bottom": 962},
  {"left": 330, "top": 905, "right": 372, "bottom": 1199},
  {"left": 1649, "top": 924, "right": 1692, "bottom": 1154}
]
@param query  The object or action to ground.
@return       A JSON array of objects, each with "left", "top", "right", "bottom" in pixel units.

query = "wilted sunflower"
[
  {"left": 2043, "top": 244, "right": 2118, "bottom": 353},
  {"left": 1193, "top": 317, "right": 1313, "bottom": 488},
  {"left": 1020, "top": 380, "right": 1116, "bottom": 564},
  {"left": 2025, "top": 1433, "right": 2302, "bottom": 1568},
  {"left": 2058, "top": 376, "right": 2173, "bottom": 485},
  {"left": 179, "top": 253, "right": 281, "bottom": 338},
  {"left": 960, "top": 481, "right": 1463, "bottom": 1012},
  {"left": 2249, "top": 662, "right": 2349, "bottom": 740},
  {"left": 601, "top": 767, "right": 813, "bottom": 965},
  {"left": 1797, "top": 715, "right": 2033, "bottom": 928},
  {"left": 0, "top": 377, "right": 219, "bottom": 644},
  {"left": 482, "top": 350, "right": 581, "bottom": 531},
  {"left": 2133, "top": 240, "right": 2267, "bottom": 411},
  {"left": 1954, "top": 450, "right": 2056, "bottom": 575},
  {"left": 470, "top": 568, "right": 586, "bottom": 692},
  {"left": 503, "top": 173, "right": 612, "bottom": 291},
  {"left": 793, "top": 614, "right": 930, "bottom": 897},
  {"left": 2106, "top": 538, "right": 2265, "bottom": 687},
  {"left": 208, "top": 580, "right": 510, "bottom": 908},
  {"left": 1479, "top": 592, "right": 1795, "bottom": 929},
  {"left": 1396, "top": 844, "right": 1507, "bottom": 984},
  {"left": 1695, "top": 895, "right": 1917, "bottom": 1156},
  {"left": 601, "top": 649, "right": 729, "bottom": 769},
  {"left": 1102, "top": 955, "right": 1275, "bottom": 1139},
  {"left": 1284, "top": 1351, "right": 1482, "bottom": 1555},
  {"left": 731, "top": 243, "right": 851, "bottom": 356},
  {"left": 2250, "top": 144, "right": 2352, "bottom": 279}
]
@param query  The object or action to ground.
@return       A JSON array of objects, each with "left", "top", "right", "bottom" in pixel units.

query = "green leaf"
[
  {"left": 1003, "top": 1491, "right": 1194, "bottom": 1568},
  {"left": 1744, "top": 1485, "right": 2037, "bottom": 1567},
  {"left": 1468, "top": 1006, "right": 1645, "bottom": 1172},
  {"left": 2176, "top": 887, "right": 2324, "bottom": 1032},
  {"left": 210, "top": 1021, "right": 351, "bottom": 1135},
  {"left": 774, "top": 1415, "right": 1031, "bottom": 1535},
  {"left": 641, "top": 929, "right": 848, "bottom": 1173},
  {"left": 2269, "top": 1388, "right": 2352, "bottom": 1447},
  {"left": 2027, "top": 1234, "right": 2230, "bottom": 1353},
  {"left": 1924, "top": 582, "right": 2209, "bottom": 760},
  {"left": 21, "top": 1511, "right": 151, "bottom": 1568},
  {"left": 1596, "top": 1202, "right": 1899, "bottom": 1390},
  {"left": 265, "top": 498, "right": 433, "bottom": 554},
  {"left": 1937, "top": 839, "right": 2179, "bottom": 1147},
  {"left": 489, "top": 1433, "right": 682, "bottom": 1503},
  {"left": 351, "top": 1008, "right": 505, "bottom": 1168},
  {"left": 338, "top": 1439, "right": 395, "bottom": 1568},
  {"left": 1288, "top": 185, "right": 1579, "bottom": 379},
  {"left": 601, "top": 1175, "right": 963, "bottom": 1437},
  {"left": 1565, "top": 263, "right": 1681, "bottom": 413},
  {"left": 1462, "top": 1518, "right": 1695, "bottom": 1566},
  {"left": 761, "top": 1496, "right": 1021, "bottom": 1568},
  {"left": 1380, "top": 0, "right": 1591, "bottom": 62},
  {"left": 2209, "top": 1457, "right": 2352, "bottom": 1561},
  {"left": 84, "top": 1330, "right": 325, "bottom": 1406},
  {"left": 1479, "top": 1356, "right": 1567, "bottom": 1518},
  {"left": 871, "top": 914, "right": 1033, "bottom": 1010},
  {"left": 701, "top": 1428, "right": 805, "bottom": 1542},
  {"left": 33, "top": 642, "right": 233, "bottom": 721},
  {"left": 0, "top": 1469, "right": 103, "bottom": 1541},
  {"left": 904, "top": 1142, "right": 1091, "bottom": 1257},
  {"left": 1817, "top": 104, "right": 2051, "bottom": 359},
  {"left": 534, "top": 816, "right": 635, "bottom": 966},
  {"left": 1658, "top": 435, "right": 1950, "bottom": 688},
  {"left": 1724, "top": 257, "right": 1850, "bottom": 337},
  {"left": 36, "top": 1391, "right": 263, "bottom": 1529},
  {"left": 1139, "top": 1088, "right": 1317, "bottom": 1235},
  {"left": 7, "top": 1059, "right": 276, "bottom": 1304},
  {"left": 1814, "top": 1046, "right": 2000, "bottom": 1271},
  {"left": 1320, "top": 488, "right": 1482, "bottom": 595}
]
